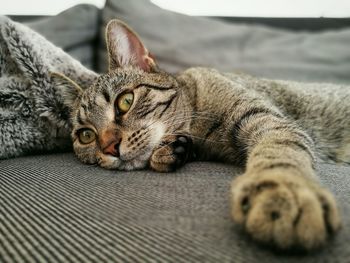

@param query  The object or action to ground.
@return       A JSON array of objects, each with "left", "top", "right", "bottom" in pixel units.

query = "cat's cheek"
[
  {"left": 150, "top": 122, "right": 166, "bottom": 147},
  {"left": 73, "top": 144, "right": 98, "bottom": 165}
]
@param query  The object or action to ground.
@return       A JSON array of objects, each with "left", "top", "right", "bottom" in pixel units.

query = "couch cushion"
[
  {"left": 0, "top": 153, "right": 349, "bottom": 262},
  {"left": 99, "top": 0, "right": 350, "bottom": 85},
  {"left": 25, "top": 4, "right": 100, "bottom": 70}
]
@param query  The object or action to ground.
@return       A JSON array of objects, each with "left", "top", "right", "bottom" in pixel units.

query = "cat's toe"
[
  {"left": 231, "top": 172, "right": 341, "bottom": 250},
  {"left": 150, "top": 135, "right": 192, "bottom": 172},
  {"left": 150, "top": 145, "right": 176, "bottom": 172},
  {"left": 317, "top": 189, "right": 342, "bottom": 234}
]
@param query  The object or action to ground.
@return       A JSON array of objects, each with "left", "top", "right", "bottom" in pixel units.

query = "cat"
[{"left": 52, "top": 19, "right": 345, "bottom": 251}]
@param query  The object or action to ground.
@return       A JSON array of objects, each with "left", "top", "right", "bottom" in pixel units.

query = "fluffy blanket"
[{"left": 0, "top": 17, "right": 98, "bottom": 159}]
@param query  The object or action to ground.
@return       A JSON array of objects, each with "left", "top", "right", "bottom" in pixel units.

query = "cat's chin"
[
  {"left": 98, "top": 154, "right": 149, "bottom": 171},
  {"left": 118, "top": 159, "right": 148, "bottom": 171}
]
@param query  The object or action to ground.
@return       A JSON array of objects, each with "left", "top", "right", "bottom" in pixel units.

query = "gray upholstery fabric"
[
  {"left": 100, "top": 0, "right": 350, "bottom": 84},
  {"left": 26, "top": 4, "right": 100, "bottom": 70},
  {"left": 0, "top": 154, "right": 349, "bottom": 262}
]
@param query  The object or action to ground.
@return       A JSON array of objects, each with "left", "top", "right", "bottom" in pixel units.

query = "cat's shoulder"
[{"left": 178, "top": 67, "right": 256, "bottom": 83}]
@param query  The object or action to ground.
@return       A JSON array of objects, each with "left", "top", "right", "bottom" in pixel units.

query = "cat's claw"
[
  {"left": 150, "top": 135, "right": 193, "bottom": 172},
  {"left": 231, "top": 170, "right": 341, "bottom": 250}
]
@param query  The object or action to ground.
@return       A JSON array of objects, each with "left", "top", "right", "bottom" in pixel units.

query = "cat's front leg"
[
  {"left": 150, "top": 134, "right": 193, "bottom": 172},
  {"left": 230, "top": 114, "right": 341, "bottom": 250}
]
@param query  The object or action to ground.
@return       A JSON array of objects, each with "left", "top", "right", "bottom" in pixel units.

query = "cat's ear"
[
  {"left": 106, "top": 19, "right": 158, "bottom": 72},
  {"left": 50, "top": 72, "right": 83, "bottom": 107}
]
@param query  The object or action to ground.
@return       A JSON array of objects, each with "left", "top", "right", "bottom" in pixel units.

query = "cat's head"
[{"left": 53, "top": 20, "right": 189, "bottom": 170}]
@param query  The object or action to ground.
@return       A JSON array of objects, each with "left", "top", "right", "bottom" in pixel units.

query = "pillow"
[
  {"left": 26, "top": 4, "right": 100, "bottom": 71},
  {"left": 99, "top": 0, "right": 350, "bottom": 84}
]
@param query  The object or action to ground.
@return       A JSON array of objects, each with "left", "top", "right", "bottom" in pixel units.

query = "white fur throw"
[{"left": 0, "top": 16, "right": 98, "bottom": 159}]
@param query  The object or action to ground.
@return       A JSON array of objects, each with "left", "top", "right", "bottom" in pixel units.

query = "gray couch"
[{"left": 1, "top": 1, "right": 350, "bottom": 262}]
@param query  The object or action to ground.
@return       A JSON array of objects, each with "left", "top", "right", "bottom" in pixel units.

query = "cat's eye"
[
  {"left": 78, "top": 129, "right": 96, "bottom": 144},
  {"left": 116, "top": 92, "right": 134, "bottom": 114}
]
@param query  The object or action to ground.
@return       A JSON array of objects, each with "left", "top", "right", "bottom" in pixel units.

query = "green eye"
[
  {"left": 116, "top": 92, "right": 134, "bottom": 114},
  {"left": 78, "top": 129, "right": 96, "bottom": 144}
]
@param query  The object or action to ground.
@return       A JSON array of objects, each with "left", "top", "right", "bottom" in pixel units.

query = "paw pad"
[
  {"left": 241, "top": 197, "right": 250, "bottom": 214},
  {"left": 270, "top": 211, "right": 280, "bottom": 221}
]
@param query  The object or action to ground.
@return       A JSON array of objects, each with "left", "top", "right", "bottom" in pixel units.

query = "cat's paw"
[
  {"left": 150, "top": 135, "right": 192, "bottom": 172},
  {"left": 231, "top": 170, "right": 341, "bottom": 250}
]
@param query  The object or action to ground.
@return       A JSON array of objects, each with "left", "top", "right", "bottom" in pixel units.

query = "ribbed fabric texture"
[{"left": 0, "top": 154, "right": 349, "bottom": 262}]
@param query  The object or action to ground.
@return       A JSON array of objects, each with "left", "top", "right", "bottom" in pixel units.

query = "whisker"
[
  {"left": 143, "top": 111, "right": 217, "bottom": 130},
  {"left": 131, "top": 108, "right": 228, "bottom": 159}
]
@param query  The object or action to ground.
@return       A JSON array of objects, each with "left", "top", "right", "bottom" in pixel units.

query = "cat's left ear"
[
  {"left": 106, "top": 19, "right": 158, "bottom": 73},
  {"left": 50, "top": 72, "right": 83, "bottom": 107}
]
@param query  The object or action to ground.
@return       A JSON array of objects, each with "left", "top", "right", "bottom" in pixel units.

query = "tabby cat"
[{"left": 53, "top": 19, "right": 346, "bottom": 250}]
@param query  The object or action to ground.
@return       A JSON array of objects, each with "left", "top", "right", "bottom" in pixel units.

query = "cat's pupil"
[{"left": 84, "top": 131, "right": 91, "bottom": 138}]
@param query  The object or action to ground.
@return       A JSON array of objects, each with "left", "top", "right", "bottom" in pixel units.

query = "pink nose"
[
  {"left": 103, "top": 141, "right": 120, "bottom": 157},
  {"left": 99, "top": 128, "right": 122, "bottom": 157}
]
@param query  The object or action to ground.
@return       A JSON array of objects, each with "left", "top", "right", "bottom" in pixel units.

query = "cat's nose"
[
  {"left": 103, "top": 140, "right": 120, "bottom": 157},
  {"left": 99, "top": 129, "right": 122, "bottom": 157}
]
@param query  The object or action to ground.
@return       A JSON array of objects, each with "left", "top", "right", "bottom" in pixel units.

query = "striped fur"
[{"left": 61, "top": 20, "right": 345, "bottom": 251}]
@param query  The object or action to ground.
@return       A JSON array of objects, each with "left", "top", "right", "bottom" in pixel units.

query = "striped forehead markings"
[
  {"left": 76, "top": 109, "right": 85, "bottom": 125},
  {"left": 95, "top": 94, "right": 109, "bottom": 108},
  {"left": 102, "top": 90, "right": 110, "bottom": 103}
]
